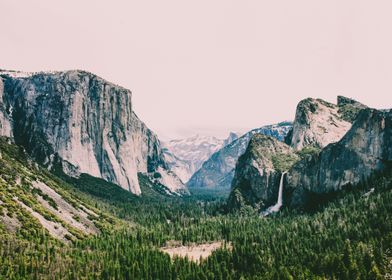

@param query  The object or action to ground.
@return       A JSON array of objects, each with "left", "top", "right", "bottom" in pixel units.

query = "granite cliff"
[
  {"left": 285, "top": 97, "right": 355, "bottom": 150},
  {"left": 0, "top": 70, "right": 186, "bottom": 195},
  {"left": 228, "top": 96, "right": 383, "bottom": 212},
  {"left": 287, "top": 108, "right": 392, "bottom": 208}
]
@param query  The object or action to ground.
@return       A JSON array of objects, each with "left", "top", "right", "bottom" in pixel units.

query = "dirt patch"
[
  {"left": 161, "top": 241, "right": 231, "bottom": 262},
  {"left": 0, "top": 209, "right": 22, "bottom": 233}
]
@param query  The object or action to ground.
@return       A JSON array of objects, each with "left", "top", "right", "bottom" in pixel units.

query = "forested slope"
[{"left": 0, "top": 135, "right": 391, "bottom": 279}]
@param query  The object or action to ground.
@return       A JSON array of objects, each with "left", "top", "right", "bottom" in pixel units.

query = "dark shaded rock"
[
  {"left": 287, "top": 108, "right": 392, "bottom": 208},
  {"left": 227, "top": 134, "right": 298, "bottom": 211},
  {"left": 337, "top": 96, "right": 368, "bottom": 123}
]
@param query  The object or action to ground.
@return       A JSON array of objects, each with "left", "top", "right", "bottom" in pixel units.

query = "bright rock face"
[
  {"left": 227, "top": 134, "right": 297, "bottom": 210},
  {"left": 0, "top": 70, "right": 186, "bottom": 195},
  {"left": 0, "top": 79, "right": 12, "bottom": 138},
  {"left": 287, "top": 98, "right": 352, "bottom": 150},
  {"left": 187, "top": 122, "right": 292, "bottom": 189},
  {"left": 287, "top": 108, "right": 392, "bottom": 207},
  {"left": 161, "top": 148, "right": 194, "bottom": 184}
]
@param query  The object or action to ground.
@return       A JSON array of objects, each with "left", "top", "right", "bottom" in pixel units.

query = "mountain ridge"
[
  {"left": 227, "top": 96, "right": 376, "bottom": 212},
  {"left": 187, "top": 122, "right": 292, "bottom": 189}
]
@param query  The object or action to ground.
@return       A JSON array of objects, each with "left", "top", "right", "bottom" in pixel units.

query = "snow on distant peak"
[
  {"left": 163, "top": 133, "right": 238, "bottom": 183},
  {"left": 0, "top": 70, "right": 66, "bottom": 79},
  {"left": 0, "top": 70, "right": 33, "bottom": 78},
  {"left": 187, "top": 122, "right": 293, "bottom": 189}
]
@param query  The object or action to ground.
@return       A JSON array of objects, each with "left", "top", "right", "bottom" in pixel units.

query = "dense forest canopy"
[{"left": 0, "top": 138, "right": 391, "bottom": 279}]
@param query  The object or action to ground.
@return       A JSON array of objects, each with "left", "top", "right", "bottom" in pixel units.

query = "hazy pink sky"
[{"left": 1, "top": 1, "right": 392, "bottom": 140}]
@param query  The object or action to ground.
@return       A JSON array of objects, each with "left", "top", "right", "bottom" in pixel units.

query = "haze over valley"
[{"left": 1, "top": 1, "right": 392, "bottom": 279}]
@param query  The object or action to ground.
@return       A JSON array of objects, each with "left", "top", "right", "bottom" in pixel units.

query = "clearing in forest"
[{"left": 161, "top": 241, "right": 231, "bottom": 262}]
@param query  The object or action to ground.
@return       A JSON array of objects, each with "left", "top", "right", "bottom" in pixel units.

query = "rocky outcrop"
[
  {"left": 0, "top": 70, "right": 186, "bottom": 195},
  {"left": 287, "top": 108, "right": 392, "bottom": 208},
  {"left": 227, "top": 134, "right": 298, "bottom": 210},
  {"left": 187, "top": 122, "right": 292, "bottom": 189},
  {"left": 286, "top": 98, "right": 354, "bottom": 150}
]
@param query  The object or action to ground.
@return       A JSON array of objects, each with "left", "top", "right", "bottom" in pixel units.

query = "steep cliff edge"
[
  {"left": 227, "top": 134, "right": 298, "bottom": 210},
  {"left": 287, "top": 108, "right": 392, "bottom": 208},
  {"left": 0, "top": 70, "right": 186, "bottom": 195}
]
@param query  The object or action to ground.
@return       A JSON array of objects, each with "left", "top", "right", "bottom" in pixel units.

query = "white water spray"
[{"left": 262, "top": 171, "right": 287, "bottom": 216}]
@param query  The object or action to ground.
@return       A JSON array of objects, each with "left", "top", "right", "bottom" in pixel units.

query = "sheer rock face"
[
  {"left": 287, "top": 98, "right": 352, "bottom": 150},
  {"left": 228, "top": 134, "right": 297, "bottom": 210},
  {"left": 0, "top": 70, "right": 186, "bottom": 195},
  {"left": 287, "top": 108, "right": 392, "bottom": 207},
  {"left": 0, "top": 79, "right": 12, "bottom": 138},
  {"left": 187, "top": 122, "right": 292, "bottom": 189}
]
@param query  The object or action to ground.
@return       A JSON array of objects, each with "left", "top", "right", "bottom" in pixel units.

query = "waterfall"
[{"left": 262, "top": 171, "right": 287, "bottom": 216}]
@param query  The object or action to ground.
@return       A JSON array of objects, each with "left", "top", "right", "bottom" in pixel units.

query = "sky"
[{"left": 1, "top": 1, "right": 392, "bottom": 140}]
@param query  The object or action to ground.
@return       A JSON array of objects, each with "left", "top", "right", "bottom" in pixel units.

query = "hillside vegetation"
[{"left": 0, "top": 137, "right": 391, "bottom": 279}]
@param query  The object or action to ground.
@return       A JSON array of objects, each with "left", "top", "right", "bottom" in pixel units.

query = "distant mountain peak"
[
  {"left": 162, "top": 132, "right": 240, "bottom": 183},
  {"left": 223, "top": 132, "right": 240, "bottom": 146}
]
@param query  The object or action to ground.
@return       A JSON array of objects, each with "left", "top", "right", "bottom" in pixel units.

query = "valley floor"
[{"left": 0, "top": 138, "right": 391, "bottom": 279}]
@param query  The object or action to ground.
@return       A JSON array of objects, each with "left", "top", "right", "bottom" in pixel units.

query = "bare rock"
[{"left": 0, "top": 70, "right": 186, "bottom": 195}]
